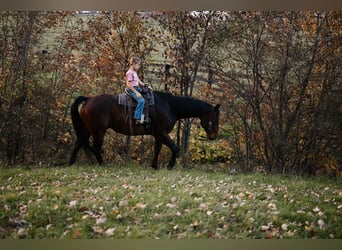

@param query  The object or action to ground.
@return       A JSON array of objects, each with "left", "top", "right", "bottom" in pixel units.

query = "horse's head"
[{"left": 200, "top": 104, "right": 220, "bottom": 140}]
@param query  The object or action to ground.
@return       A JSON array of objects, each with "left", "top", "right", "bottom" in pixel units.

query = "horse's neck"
[{"left": 170, "top": 96, "right": 210, "bottom": 119}]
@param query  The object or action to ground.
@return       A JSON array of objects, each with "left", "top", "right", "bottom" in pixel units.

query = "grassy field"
[{"left": 0, "top": 164, "right": 341, "bottom": 239}]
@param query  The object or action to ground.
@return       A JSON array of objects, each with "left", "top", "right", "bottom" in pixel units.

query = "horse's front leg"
[
  {"left": 162, "top": 134, "right": 179, "bottom": 170},
  {"left": 152, "top": 137, "right": 162, "bottom": 170}
]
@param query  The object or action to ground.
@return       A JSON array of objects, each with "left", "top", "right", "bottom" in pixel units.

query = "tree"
[
  {"left": 154, "top": 11, "right": 217, "bottom": 164},
  {"left": 0, "top": 11, "right": 66, "bottom": 164},
  {"left": 215, "top": 11, "right": 341, "bottom": 175}
]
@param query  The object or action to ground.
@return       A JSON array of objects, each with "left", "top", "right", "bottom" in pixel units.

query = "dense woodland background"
[{"left": 0, "top": 11, "right": 341, "bottom": 176}]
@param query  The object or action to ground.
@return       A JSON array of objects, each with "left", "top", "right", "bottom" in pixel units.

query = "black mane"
[{"left": 154, "top": 91, "right": 213, "bottom": 119}]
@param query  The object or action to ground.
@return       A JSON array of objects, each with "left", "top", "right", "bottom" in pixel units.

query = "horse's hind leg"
[
  {"left": 69, "top": 139, "right": 82, "bottom": 166},
  {"left": 70, "top": 134, "right": 95, "bottom": 165},
  {"left": 92, "top": 132, "right": 105, "bottom": 166}
]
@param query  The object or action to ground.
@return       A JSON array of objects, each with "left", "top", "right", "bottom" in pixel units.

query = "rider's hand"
[{"left": 143, "top": 83, "right": 152, "bottom": 90}]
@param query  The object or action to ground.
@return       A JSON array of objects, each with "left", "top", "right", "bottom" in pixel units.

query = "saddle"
[
  {"left": 118, "top": 86, "right": 154, "bottom": 127},
  {"left": 118, "top": 87, "right": 154, "bottom": 107}
]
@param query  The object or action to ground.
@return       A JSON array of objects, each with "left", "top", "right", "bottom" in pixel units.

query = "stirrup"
[{"left": 135, "top": 119, "right": 149, "bottom": 125}]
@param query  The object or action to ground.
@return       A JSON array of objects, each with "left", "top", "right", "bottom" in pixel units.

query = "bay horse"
[{"left": 69, "top": 91, "right": 220, "bottom": 169}]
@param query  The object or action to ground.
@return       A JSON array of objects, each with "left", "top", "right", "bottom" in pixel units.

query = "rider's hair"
[{"left": 129, "top": 56, "right": 141, "bottom": 66}]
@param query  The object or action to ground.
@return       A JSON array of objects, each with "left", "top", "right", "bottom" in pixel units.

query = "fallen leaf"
[
  {"left": 68, "top": 200, "right": 77, "bottom": 209},
  {"left": 105, "top": 227, "right": 116, "bottom": 236},
  {"left": 199, "top": 203, "right": 208, "bottom": 211},
  {"left": 17, "top": 228, "right": 28, "bottom": 237},
  {"left": 73, "top": 228, "right": 82, "bottom": 238},
  {"left": 267, "top": 203, "right": 277, "bottom": 210},
  {"left": 112, "top": 209, "right": 120, "bottom": 215},
  {"left": 191, "top": 220, "right": 200, "bottom": 229},
  {"left": 135, "top": 203, "right": 147, "bottom": 210},
  {"left": 281, "top": 223, "right": 288, "bottom": 231},
  {"left": 96, "top": 215, "right": 107, "bottom": 225},
  {"left": 318, "top": 211, "right": 324, "bottom": 217},
  {"left": 92, "top": 226, "right": 104, "bottom": 234},
  {"left": 119, "top": 200, "right": 128, "bottom": 207},
  {"left": 305, "top": 223, "right": 314, "bottom": 231},
  {"left": 312, "top": 206, "right": 320, "bottom": 213},
  {"left": 317, "top": 219, "right": 325, "bottom": 229},
  {"left": 3, "top": 204, "right": 10, "bottom": 212},
  {"left": 166, "top": 203, "right": 176, "bottom": 208}
]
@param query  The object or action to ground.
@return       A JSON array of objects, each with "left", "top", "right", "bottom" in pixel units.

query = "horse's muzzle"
[{"left": 207, "top": 132, "right": 218, "bottom": 140}]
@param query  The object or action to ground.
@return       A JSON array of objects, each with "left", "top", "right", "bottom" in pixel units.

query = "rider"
[{"left": 125, "top": 56, "right": 147, "bottom": 124}]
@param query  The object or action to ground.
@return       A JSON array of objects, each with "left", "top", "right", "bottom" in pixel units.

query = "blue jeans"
[{"left": 126, "top": 86, "right": 145, "bottom": 120}]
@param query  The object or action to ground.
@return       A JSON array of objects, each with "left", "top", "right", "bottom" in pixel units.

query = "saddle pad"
[{"left": 118, "top": 90, "right": 154, "bottom": 107}]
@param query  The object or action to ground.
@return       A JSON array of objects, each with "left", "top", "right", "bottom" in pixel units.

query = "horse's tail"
[{"left": 70, "top": 96, "right": 90, "bottom": 149}]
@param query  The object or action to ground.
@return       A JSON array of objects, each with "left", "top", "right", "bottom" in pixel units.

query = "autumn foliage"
[{"left": 0, "top": 11, "right": 341, "bottom": 176}]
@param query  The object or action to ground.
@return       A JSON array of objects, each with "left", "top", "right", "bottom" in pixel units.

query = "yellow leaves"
[
  {"left": 191, "top": 220, "right": 201, "bottom": 230},
  {"left": 112, "top": 208, "right": 120, "bottom": 215},
  {"left": 82, "top": 214, "right": 89, "bottom": 220},
  {"left": 58, "top": 132, "right": 71, "bottom": 144}
]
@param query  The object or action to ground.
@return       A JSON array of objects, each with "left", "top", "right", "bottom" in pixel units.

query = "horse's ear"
[{"left": 214, "top": 104, "right": 221, "bottom": 110}]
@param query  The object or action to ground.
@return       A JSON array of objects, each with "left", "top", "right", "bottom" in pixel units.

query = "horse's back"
[
  {"left": 80, "top": 94, "right": 119, "bottom": 130},
  {"left": 82, "top": 94, "right": 117, "bottom": 112}
]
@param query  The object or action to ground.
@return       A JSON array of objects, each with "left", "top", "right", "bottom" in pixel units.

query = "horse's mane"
[{"left": 154, "top": 91, "right": 213, "bottom": 115}]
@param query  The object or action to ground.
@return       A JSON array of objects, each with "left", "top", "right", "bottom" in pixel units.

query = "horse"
[{"left": 69, "top": 90, "right": 220, "bottom": 170}]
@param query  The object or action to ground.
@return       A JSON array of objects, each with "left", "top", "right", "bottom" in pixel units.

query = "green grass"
[{"left": 0, "top": 164, "right": 341, "bottom": 239}]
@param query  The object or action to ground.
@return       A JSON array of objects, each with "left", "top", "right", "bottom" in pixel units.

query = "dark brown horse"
[{"left": 69, "top": 91, "right": 220, "bottom": 169}]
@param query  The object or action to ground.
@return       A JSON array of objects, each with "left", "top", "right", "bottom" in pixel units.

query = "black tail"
[{"left": 70, "top": 96, "right": 90, "bottom": 149}]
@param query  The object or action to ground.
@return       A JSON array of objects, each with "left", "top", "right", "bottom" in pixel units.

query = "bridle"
[{"left": 208, "top": 121, "right": 213, "bottom": 132}]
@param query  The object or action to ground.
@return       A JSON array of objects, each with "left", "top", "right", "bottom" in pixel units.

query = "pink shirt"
[{"left": 126, "top": 69, "right": 139, "bottom": 87}]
